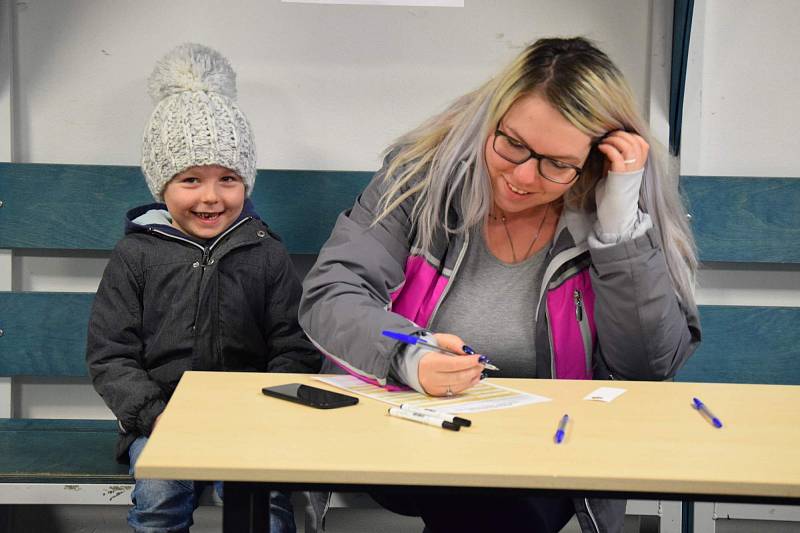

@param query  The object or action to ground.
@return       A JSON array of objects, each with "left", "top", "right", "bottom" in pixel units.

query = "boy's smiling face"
[{"left": 162, "top": 165, "right": 246, "bottom": 240}]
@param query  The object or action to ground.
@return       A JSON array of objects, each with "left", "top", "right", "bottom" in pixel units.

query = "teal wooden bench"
[
  {"left": 677, "top": 176, "right": 800, "bottom": 533},
  {"left": 0, "top": 162, "right": 371, "bottom": 511},
  {"left": 3, "top": 163, "right": 795, "bottom": 532}
]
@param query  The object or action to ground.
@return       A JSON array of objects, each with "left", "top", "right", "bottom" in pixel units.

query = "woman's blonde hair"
[{"left": 375, "top": 36, "right": 697, "bottom": 311}]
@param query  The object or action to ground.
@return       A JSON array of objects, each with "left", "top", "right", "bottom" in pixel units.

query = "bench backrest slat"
[
  {"left": 0, "top": 293, "right": 95, "bottom": 376},
  {"left": 0, "top": 163, "right": 372, "bottom": 254},
  {"left": 677, "top": 176, "right": 800, "bottom": 385},
  {"left": 676, "top": 306, "right": 800, "bottom": 384},
  {"left": 1, "top": 165, "right": 798, "bottom": 384},
  {"left": 681, "top": 176, "right": 800, "bottom": 263}
]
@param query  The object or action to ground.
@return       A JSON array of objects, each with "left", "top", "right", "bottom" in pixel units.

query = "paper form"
[{"left": 315, "top": 375, "right": 550, "bottom": 413}]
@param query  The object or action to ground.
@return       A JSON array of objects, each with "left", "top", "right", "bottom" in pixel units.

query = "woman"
[{"left": 300, "top": 37, "right": 700, "bottom": 533}]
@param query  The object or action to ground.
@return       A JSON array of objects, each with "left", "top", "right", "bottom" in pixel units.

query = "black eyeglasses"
[{"left": 492, "top": 128, "right": 584, "bottom": 184}]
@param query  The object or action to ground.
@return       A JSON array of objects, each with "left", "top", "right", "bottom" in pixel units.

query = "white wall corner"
[
  {"left": 0, "top": 379, "right": 10, "bottom": 418},
  {"left": 0, "top": 0, "right": 15, "bottom": 162},
  {"left": 0, "top": 247, "right": 10, "bottom": 416},
  {"left": 679, "top": 0, "right": 707, "bottom": 176},
  {"left": 648, "top": 0, "right": 673, "bottom": 149},
  {"left": 0, "top": 249, "right": 10, "bottom": 291}
]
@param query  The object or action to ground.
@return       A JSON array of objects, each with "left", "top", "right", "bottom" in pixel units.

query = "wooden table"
[{"left": 135, "top": 371, "right": 800, "bottom": 532}]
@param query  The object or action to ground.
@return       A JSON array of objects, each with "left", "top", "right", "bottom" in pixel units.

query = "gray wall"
[
  {"left": 1, "top": 0, "right": 799, "bottom": 531},
  {"left": 1, "top": 0, "right": 659, "bottom": 419}
]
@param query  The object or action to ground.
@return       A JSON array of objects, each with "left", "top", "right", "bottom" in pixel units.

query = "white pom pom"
[{"left": 147, "top": 43, "right": 237, "bottom": 102}]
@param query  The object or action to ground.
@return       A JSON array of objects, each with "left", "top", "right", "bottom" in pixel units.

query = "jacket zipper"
[
  {"left": 429, "top": 159, "right": 475, "bottom": 325},
  {"left": 149, "top": 217, "right": 252, "bottom": 330},
  {"left": 427, "top": 230, "right": 470, "bottom": 325},
  {"left": 192, "top": 246, "right": 212, "bottom": 331},
  {"left": 535, "top": 244, "right": 588, "bottom": 322},
  {"left": 574, "top": 289, "right": 592, "bottom": 376},
  {"left": 545, "top": 304, "right": 556, "bottom": 378},
  {"left": 149, "top": 229, "right": 207, "bottom": 331},
  {"left": 149, "top": 229, "right": 204, "bottom": 252},
  {"left": 148, "top": 216, "right": 252, "bottom": 254},
  {"left": 536, "top": 243, "right": 588, "bottom": 379},
  {"left": 583, "top": 498, "right": 601, "bottom": 533},
  {"left": 193, "top": 218, "right": 252, "bottom": 330}
]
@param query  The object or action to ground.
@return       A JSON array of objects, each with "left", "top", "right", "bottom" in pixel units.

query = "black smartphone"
[{"left": 261, "top": 383, "right": 359, "bottom": 409}]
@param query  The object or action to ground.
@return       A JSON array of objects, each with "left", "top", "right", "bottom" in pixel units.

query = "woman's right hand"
[{"left": 418, "top": 333, "right": 484, "bottom": 397}]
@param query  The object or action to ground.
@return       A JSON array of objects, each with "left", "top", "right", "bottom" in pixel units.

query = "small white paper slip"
[{"left": 584, "top": 387, "right": 626, "bottom": 402}]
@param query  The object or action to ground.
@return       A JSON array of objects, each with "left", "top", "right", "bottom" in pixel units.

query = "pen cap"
[
  {"left": 452, "top": 416, "right": 471, "bottom": 427},
  {"left": 382, "top": 330, "right": 419, "bottom": 345}
]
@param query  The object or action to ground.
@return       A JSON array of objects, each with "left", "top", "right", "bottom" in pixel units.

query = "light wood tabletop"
[{"left": 135, "top": 371, "right": 800, "bottom": 501}]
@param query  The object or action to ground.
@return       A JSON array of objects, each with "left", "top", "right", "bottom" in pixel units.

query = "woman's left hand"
[
  {"left": 597, "top": 130, "right": 649, "bottom": 174},
  {"left": 593, "top": 130, "right": 649, "bottom": 238}
]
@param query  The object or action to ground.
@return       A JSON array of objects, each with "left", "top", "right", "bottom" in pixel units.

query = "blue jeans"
[{"left": 128, "top": 436, "right": 296, "bottom": 533}]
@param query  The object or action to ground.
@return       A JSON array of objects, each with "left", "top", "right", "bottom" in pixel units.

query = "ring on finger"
[
  {"left": 623, "top": 158, "right": 637, "bottom": 164},
  {"left": 445, "top": 385, "right": 453, "bottom": 397}
]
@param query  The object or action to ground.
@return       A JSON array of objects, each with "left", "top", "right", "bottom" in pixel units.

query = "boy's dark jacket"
[{"left": 86, "top": 201, "right": 322, "bottom": 462}]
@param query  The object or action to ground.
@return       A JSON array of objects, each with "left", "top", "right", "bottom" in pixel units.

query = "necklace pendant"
[{"left": 499, "top": 203, "right": 551, "bottom": 263}]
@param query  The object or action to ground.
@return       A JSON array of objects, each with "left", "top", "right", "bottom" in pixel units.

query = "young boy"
[{"left": 86, "top": 43, "right": 321, "bottom": 533}]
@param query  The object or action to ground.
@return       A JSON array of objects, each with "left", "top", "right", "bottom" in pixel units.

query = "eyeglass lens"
[{"left": 493, "top": 132, "right": 579, "bottom": 184}]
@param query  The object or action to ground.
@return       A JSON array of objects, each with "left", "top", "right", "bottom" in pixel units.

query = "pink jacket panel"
[
  {"left": 390, "top": 255, "right": 449, "bottom": 327},
  {"left": 546, "top": 269, "right": 597, "bottom": 379}
]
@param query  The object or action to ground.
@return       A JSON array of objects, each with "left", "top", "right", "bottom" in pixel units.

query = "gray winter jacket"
[{"left": 300, "top": 161, "right": 701, "bottom": 532}]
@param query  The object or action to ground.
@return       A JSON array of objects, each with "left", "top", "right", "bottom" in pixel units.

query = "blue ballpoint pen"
[
  {"left": 381, "top": 330, "right": 500, "bottom": 371},
  {"left": 554, "top": 414, "right": 569, "bottom": 444},
  {"left": 693, "top": 397, "right": 723, "bottom": 428}
]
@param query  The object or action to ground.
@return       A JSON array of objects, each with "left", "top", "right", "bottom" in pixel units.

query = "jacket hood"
[
  {"left": 549, "top": 204, "right": 596, "bottom": 255},
  {"left": 124, "top": 198, "right": 262, "bottom": 242}
]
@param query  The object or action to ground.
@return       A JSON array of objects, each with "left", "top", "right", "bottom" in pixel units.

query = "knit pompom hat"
[{"left": 141, "top": 43, "right": 256, "bottom": 201}]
